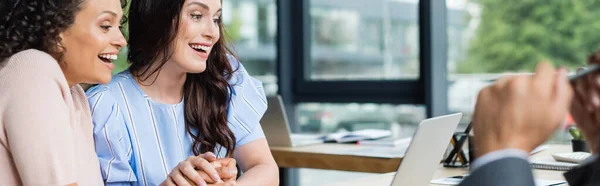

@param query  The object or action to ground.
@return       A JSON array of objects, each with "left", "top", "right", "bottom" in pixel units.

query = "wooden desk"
[
  {"left": 271, "top": 143, "right": 403, "bottom": 173},
  {"left": 325, "top": 167, "right": 567, "bottom": 186},
  {"left": 325, "top": 144, "right": 570, "bottom": 186}
]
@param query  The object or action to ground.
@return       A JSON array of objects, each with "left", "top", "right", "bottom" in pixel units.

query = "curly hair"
[
  {"left": 0, "top": 0, "right": 82, "bottom": 61},
  {"left": 0, "top": 0, "right": 129, "bottom": 62}
]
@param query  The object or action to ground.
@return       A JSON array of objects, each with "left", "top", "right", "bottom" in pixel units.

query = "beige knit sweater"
[{"left": 0, "top": 49, "right": 103, "bottom": 185}]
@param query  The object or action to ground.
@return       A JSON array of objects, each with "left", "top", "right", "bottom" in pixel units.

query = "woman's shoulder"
[
  {"left": 4, "top": 49, "right": 57, "bottom": 68},
  {"left": 224, "top": 54, "right": 265, "bottom": 98},
  {"left": 86, "top": 71, "right": 133, "bottom": 95},
  {"left": 85, "top": 76, "right": 129, "bottom": 128},
  {"left": 226, "top": 56, "right": 268, "bottom": 145},
  {"left": 85, "top": 71, "right": 135, "bottom": 107},
  {"left": 227, "top": 54, "right": 243, "bottom": 71},
  {"left": 7, "top": 49, "right": 55, "bottom": 63},
  {"left": 226, "top": 56, "right": 268, "bottom": 132},
  {"left": 226, "top": 55, "right": 259, "bottom": 87},
  {"left": 1, "top": 49, "right": 64, "bottom": 81},
  {"left": 0, "top": 50, "right": 71, "bottom": 104}
]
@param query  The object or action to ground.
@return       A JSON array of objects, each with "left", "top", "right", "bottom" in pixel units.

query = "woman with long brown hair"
[{"left": 86, "top": 0, "right": 278, "bottom": 185}]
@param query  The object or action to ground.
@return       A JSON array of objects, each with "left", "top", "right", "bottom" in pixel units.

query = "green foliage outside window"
[{"left": 459, "top": 0, "right": 600, "bottom": 73}]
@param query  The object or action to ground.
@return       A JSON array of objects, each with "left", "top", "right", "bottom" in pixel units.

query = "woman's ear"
[{"left": 56, "top": 33, "right": 65, "bottom": 52}]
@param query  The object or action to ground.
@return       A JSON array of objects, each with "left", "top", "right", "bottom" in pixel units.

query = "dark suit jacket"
[
  {"left": 458, "top": 157, "right": 535, "bottom": 186},
  {"left": 564, "top": 156, "right": 600, "bottom": 186},
  {"left": 458, "top": 156, "right": 600, "bottom": 186}
]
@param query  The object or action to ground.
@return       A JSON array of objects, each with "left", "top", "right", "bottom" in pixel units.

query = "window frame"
[
  {"left": 277, "top": 0, "right": 448, "bottom": 118},
  {"left": 276, "top": 0, "right": 448, "bottom": 185}
]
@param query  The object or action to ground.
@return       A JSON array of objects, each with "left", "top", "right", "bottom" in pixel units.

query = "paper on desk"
[
  {"left": 430, "top": 177, "right": 462, "bottom": 185},
  {"left": 531, "top": 145, "right": 549, "bottom": 155},
  {"left": 430, "top": 175, "right": 566, "bottom": 186},
  {"left": 323, "top": 142, "right": 547, "bottom": 159},
  {"left": 329, "top": 144, "right": 409, "bottom": 158},
  {"left": 534, "top": 179, "right": 567, "bottom": 186}
]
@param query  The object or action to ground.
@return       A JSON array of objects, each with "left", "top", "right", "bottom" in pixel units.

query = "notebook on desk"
[
  {"left": 431, "top": 175, "right": 567, "bottom": 186},
  {"left": 529, "top": 153, "right": 579, "bottom": 171},
  {"left": 530, "top": 160, "right": 578, "bottom": 171},
  {"left": 357, "top": 137, "right": 412, "bottom": 147},
  {"left": 322, "top": 129, "right": 392, "bottom": 143}
]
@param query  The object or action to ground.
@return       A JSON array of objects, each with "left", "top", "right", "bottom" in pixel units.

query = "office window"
[
  {"left": 446, "top": 0, "right": 600, "bottom": 141},
  {"left": 309, "top": 0, "right": 419, "bottom": 81},
  {"left": 112, "top": 0, "right": 278, "bottom": 95},
  {"left": 296, "top": 103, "right": 425, "bottom": 134},
  {"left": 225, "top": 0, "right": 278, "bottom": 95},
  {"left": 300, "top": 0, "right": 424, "bottom": 134},
  {"left": 297, "top": 0, "right": 422, "bottom": 183}
]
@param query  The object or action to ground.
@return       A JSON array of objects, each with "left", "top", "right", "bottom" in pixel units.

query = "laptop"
[
  {"left": 260, "top": 95, "right": 324, "bottom": 147},
  {"left": 390, "top": 113, "right": 463, "bottom": 186}
]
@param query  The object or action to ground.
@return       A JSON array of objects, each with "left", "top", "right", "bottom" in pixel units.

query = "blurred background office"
[{"left": 112, "top": 0, "right": 600, "bottom": 185}]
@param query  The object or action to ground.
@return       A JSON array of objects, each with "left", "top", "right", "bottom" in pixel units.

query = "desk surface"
[
  {"left": 325, "top": 144, "right": 570, "bottom": 186},
  {"left": 271, "top": 143, "right": 403, "bottom": 173},
  {"left": 324, "top": 168, "right": 566, "bottom": 186}
]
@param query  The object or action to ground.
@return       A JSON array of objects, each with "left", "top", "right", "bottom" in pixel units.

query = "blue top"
[{"left": 86, "top": 58, "right": 267, "bottom": 186}]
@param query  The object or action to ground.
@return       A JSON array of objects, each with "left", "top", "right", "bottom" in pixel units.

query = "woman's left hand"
[
  {"left": 212, "top": 158, "right": 237, "bottom": 182},
  {"left": 186, "top": 156, "right": 238, "bottom": 185}
]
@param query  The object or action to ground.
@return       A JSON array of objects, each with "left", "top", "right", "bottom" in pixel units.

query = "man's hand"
[
  {"left": 570, "top": 52, "right": 600, "bottom": 154},
  {"left": 472, "top": 62, "right": 573, "bottom": 158}
]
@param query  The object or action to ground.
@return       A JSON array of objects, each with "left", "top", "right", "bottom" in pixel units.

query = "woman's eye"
[
  {"left": 101, "top": 25, "right": 112, "bottom": 30},
  {"left": 191, "top": 14, "right": 202, "bottom": 20}
]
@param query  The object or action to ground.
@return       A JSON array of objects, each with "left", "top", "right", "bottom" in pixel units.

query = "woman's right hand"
[{"left": 161, "top": 152, "right": 222, "bottom": 186}]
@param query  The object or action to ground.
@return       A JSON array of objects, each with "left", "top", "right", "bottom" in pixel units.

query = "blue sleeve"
[
  {"left": 227, "top": 58, "right": 268, "bottom": 147},
  {"left": 86, "top": 86, "right": 136, "bottom": 185}
]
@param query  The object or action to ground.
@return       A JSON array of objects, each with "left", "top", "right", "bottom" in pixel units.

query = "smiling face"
[
  {"left": 59, "top": 0, "right": 127, "bottom": 85},
  {"left": 167, "top": 0, "right": 222, "bottom": 74}
]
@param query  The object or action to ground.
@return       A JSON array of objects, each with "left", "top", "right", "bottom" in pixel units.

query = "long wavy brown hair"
[{"left": 127, "top": 0, "right": 237, "bottom": 157}]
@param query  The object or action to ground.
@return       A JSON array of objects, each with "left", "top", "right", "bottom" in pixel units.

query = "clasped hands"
[{"left": 161, "top": 152, "right": 238, "bottom": 186}]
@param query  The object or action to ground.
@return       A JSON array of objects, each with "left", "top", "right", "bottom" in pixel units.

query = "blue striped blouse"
[{"left": 86, "top": 58, "right": 267, "bottom": 186}]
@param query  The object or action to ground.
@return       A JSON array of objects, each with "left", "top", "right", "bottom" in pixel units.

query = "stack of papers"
[
  {"left": 430, "top": 175, "right": 566, "bottom": 186},
  {"left": 530, "top": 155, "right": 578, "bottom": 171},
  {"left": 331, "top": 144, "right": 410, "bottom": 158},
  {"left": 322, "top": 129, "right": 392, "bottom": 143},
  {"left": 358, "top": 137, "right": 412, "bottom": 147}
]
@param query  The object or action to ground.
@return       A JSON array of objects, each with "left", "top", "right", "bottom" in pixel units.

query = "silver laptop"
[
  {"left": 390, "top": 113, "right": 463, "bottom": 186},
  {"left": 260, "top": 95, "right": 324, "bottom": 147}
]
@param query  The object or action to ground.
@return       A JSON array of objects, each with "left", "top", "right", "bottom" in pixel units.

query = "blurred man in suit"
[{"left": 459, "top": 61, "right": 600, "bottom": 186}]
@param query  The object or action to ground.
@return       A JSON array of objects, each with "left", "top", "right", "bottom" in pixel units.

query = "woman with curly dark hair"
[
  {"left": 0, "top": 0, "right": 126, "bottom": 185},
  {"left": 86, "top": 0, "right": 278, "bottom": 185}
]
